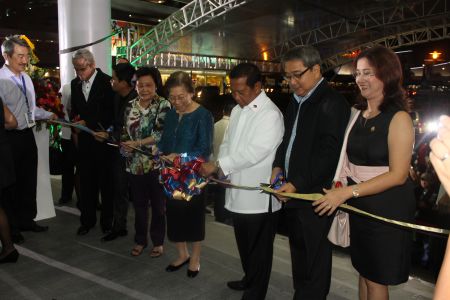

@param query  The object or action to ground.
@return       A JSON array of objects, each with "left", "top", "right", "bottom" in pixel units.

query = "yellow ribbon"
[
  {"left": 259, "top": 186, "right": 450, "bottom": 235},
  {"left": 209, "top": 178, "right": 450, "bottom": 235}
]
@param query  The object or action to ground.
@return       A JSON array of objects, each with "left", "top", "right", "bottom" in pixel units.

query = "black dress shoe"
[
  {"left": 227, "top": 280, "right": 248, "bottom": 291},
  {"left": 0, "top": 249, "right": 19, "bottom": 264},
  {"left": 165, "top": 258, "right": 190, "bottom": 272},
  {"left": 77, "top": 226, "right": 90, "bottom": 236},
  {"left": 11, "top": 233, "right": 25, "bottom": 245},
  {"left": 101, "top": 230, "right": 128, "bottom": 242},
  {"left": 187, "top": 265, "right": 200, "bottom": 278}
]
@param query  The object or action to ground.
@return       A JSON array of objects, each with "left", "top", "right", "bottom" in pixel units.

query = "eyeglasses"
[
  {"left": 169, "top": 94, "right": 188, "bottom": 102},
  {"left": 283, "top": 67, "right": 311, "bottom": 81},
  {"left": 353, "top": 70, "right": 376, "bottom": 79}
]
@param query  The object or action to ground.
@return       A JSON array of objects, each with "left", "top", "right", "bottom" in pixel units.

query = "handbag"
[
  {"left": 328, "top": 209, "right": 350, "bottom": 247},
  {"left": 327, "top": 108, "right": 360, "bottom": 248}
]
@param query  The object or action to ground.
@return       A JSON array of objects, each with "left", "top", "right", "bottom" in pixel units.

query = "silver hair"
[
  {"left": 281, "top": 46, "right": 322, "bottom": 69},
  {"left": 1, "top": 35, "right": 30, "bottom": 56},
  {"left": 72, "top": 48, "right": 95, "bottom": 65}
]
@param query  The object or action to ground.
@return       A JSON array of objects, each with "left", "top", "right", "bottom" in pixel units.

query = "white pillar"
[{"left": 58, "top": 0, "right": 111, "bottom": 87}]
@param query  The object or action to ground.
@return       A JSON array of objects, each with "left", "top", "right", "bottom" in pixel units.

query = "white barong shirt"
[{"left": 218, "top": 90, "right": 284, "bottom": 214}]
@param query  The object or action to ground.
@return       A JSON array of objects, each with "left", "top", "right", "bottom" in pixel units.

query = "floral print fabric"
[{"left": 122, "top": 96, "right": 171, "bottom": 175}]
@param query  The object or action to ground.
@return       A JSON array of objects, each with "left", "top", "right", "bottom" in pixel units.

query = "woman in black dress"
[
  {"left": 0, "top": 98, "right": 19, "bottom": 263},
  {"left": 313, "top": 46, "right": 415, "bottom": 299}
]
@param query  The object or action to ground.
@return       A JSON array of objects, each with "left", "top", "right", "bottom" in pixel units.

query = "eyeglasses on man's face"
[
  {"left": 283, "top": 67, "right": 311, "bottom": 81},
  {"left": 353, "top": 70, "right": 376, "bottom": 79}
]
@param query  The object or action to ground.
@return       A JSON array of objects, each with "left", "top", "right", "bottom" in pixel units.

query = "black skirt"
[
  {"left": 347, "top": 179, "right": 415, "bottom": 285},
  {"left": 166, "top": 194, "right": 205, "bottom": 242}
]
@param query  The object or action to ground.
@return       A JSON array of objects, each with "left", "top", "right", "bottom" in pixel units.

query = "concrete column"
[{"left": 58, "top": 0, "right": 111, "bottom": 87}]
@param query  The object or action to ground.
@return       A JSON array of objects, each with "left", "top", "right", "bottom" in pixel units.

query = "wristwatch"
[
  {"left": 215, "top": 160, "right": 221, "bottom": 171},
  {"left": 352, "top": 185, "right": 360, "bottom": 198}
]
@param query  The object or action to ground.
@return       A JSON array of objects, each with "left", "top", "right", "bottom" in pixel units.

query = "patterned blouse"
[{"left": 122, "top": 96, "right": 171, "bottom": 175}]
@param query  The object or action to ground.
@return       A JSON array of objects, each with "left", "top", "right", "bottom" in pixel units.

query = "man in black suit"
[
  {"left": 272, "top": 46, "right": 350, "bottom": 300},
  {"left": 100, "top": 62, "right": 137, "bottom": 242},
  {"left": 70, "top": 49, "right": 114, "bottom": 236}
]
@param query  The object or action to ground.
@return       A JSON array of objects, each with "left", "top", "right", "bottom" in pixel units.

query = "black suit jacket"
[
  {"left": 273, "top": 79, "right": 350, "bottom": 209},
  {"left": 70, "top": 68, "right": 114, "bottom": 132},
  {"left": 112, "top": 89, "right": 138, "bottom": 141}
]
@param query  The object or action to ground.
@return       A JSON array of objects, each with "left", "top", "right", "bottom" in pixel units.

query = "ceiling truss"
[
  {"left": 322, "top": 16, "right": 450, "bottom": 71},
  {"left": 263, "top": 0, "right": 450, "bottom": 60},
  {"left": 129, "top": 0, "right": 249, "bottom": 66}
]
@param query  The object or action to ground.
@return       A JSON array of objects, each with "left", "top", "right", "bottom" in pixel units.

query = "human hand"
[
  {"left": 273, "top": 182, "right": 296, "bottom": 203},
  {"left": 199, "top": 162, "right": 218, "bottom": 177},
  {"left": 312, "top": 187, "right": 349, "bottom": 216},
  {"left": 430, "top": 115, "right": 450, "bottom": 193},
  {"left": 74, "top": 120, "right": 86, "bottom": 126},
  {"left": 122, "top": 140, "right": 138, "bottom": 153},
  {"left": 93, "top": 131, "right": 109, "bottom": 142},
  {"left": 161, "top": 153, "right": 178, "bottom": 163},
  {"left": 72, "top": 119, "right": 86, "bottom": 134}
]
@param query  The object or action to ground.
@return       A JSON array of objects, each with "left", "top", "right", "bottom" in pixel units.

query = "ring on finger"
[{"left": 441, "top": 152, "right": 450, "bottom": 162}]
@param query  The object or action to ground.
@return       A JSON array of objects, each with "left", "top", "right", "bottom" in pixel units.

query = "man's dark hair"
[
  {"left": 229, "top": 63, "right": 262, "bottom": 88},
  {"left": 135, "top": 66, "right": 164, "bottom": 97},
  {"left": 112, "top": 63, "right": 135, "bottom": 87},
  {"left": 281, "top": 46, "right": 322, "bottom": 69}
]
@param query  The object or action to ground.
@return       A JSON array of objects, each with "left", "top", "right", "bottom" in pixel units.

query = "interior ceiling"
[{"left": 0, "top": 0, "right": 448, "bottom": 66}]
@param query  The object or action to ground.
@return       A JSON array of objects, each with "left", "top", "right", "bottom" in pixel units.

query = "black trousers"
[
  {"left": 4, "top": 129, "right": 38, "bottom": 231},
  {"left": 77, "top": 133, "right": 113, "bottom": 230},
  {"left": 286, "top": 208, "right": 333, "bottom": 300},
  {"left": 60, "top": 138, "right": 79, "bottom": 202},
  {"left": 232, "top": 208, "right": 279, "bottom": 300},
  {"left": 111, "top": 153, "right": 129, "bottom": 232},
  {"left": 129, "top": 171, "right": 165, "bottom": 247}
]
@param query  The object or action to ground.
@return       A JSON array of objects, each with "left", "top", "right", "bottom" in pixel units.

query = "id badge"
[{"left": 25, "top": 112, "right": 36, "bottom": 128}]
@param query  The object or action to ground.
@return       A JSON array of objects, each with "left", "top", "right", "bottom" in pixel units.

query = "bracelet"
[{"left": 352, "top": 185, "right": 360, "bottom": 198}]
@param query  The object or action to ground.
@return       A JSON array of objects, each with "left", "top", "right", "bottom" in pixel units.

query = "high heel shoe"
[
  {"left": 187, "top": 264, "right": 200, "bottom": 278},
  {"left": 0, "top": 249, "right": 19, "bottom": 264},
  {"left": 165, "top": 257, "right": 190, "bottom": 272}
]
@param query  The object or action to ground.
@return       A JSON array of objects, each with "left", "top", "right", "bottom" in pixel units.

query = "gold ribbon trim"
[
  {"left": 209, "top": 180, "right": 449, "bottom": 235},
  {"left": 259, "top": 186, "right": 450, "bottom": 235}
]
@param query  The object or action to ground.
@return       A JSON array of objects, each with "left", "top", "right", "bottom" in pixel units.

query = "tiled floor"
[{"left": 0, "top": 177, "right": 435, "bottom": 299}]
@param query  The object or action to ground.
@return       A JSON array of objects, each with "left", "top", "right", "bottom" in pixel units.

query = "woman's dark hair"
[
  {"left": 112, "top": 63, "right": 135, "bottom": 87},
  {"left": 164, "top": 71, "right": 194, "bottom": 96},
  {"left": 135, "top": 66, "right": 164, "bottom": 97},
  {"left": 353, "top": 46, "right": 407, "bottom": 112}
]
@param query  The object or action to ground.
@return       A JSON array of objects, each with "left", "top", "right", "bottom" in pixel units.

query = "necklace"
[{"left": 361, "top": 110, "right": 380, "bottom": 129}]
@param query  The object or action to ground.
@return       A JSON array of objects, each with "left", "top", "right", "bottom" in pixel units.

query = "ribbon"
[
  {"left": 160, "top": 154, "right": 208, "bottom": 201},
  {"left": 48, "top": 119, "right": 95, "bottom": 135},
  {"left": 59, "top": 29, "right": 122, "bottom": 54},
  {"left": 208, "top": 178, "right": 449, "bottom": 235},
  {"left": 259, "top": 186, "right": 450, "bottom": 235}
]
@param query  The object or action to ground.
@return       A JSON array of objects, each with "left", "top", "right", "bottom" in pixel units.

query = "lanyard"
[{"left": 11, "top": 75, "right": 31, "bottom": 113}]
